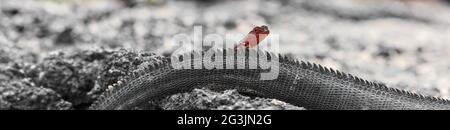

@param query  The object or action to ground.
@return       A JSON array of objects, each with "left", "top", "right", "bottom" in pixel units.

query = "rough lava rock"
[{"left": 160, "top": 88, "right": 305, "bottom": 110}]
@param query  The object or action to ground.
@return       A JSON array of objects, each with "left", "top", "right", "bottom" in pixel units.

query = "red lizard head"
[
  {"left": 251, "top": 25, "right": 270, "bottom": 35},
  {"left": 235, "top": 25, "right": 270, "bottom": 50}
]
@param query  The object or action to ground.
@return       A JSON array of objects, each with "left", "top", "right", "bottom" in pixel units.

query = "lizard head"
[{"left": 252, "top": 25, "right": 270, "bottom": 35}]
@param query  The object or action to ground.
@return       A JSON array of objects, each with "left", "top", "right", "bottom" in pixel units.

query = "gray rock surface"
[{"left": 160, "top": 88, "right": 304, "bottom": 110}]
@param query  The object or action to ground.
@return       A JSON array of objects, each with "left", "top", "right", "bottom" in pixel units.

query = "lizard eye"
[{"left": 261, "top": 25, "right": 269, "bottom": 32}]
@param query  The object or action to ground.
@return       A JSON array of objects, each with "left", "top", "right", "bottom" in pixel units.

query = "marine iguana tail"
[{"left": 90, "top": 49, "right": 450, "bottom": 110}]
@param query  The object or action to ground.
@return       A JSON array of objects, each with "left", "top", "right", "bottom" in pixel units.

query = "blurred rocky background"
[{"left": 1, "top": 0, "right": 450, "bottom": 110}]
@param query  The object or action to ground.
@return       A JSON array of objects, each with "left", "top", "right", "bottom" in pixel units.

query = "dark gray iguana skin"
[{"left": 90, "top": 49, "right": 450, "bottom": 110}]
